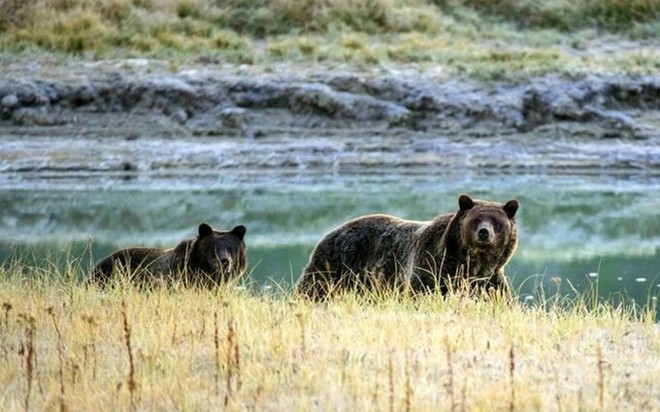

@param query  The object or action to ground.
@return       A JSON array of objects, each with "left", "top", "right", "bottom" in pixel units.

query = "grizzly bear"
[
  {"left": 89, "top": 223, "right": 247, "bottom": 288},
  {"left": 296, "top": 194, "right": 519, "bottom": 300}
]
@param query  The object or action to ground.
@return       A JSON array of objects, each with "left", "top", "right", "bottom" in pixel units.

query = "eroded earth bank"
[{"left": 1, "top": 60, "right": 659, "bottom": 174}]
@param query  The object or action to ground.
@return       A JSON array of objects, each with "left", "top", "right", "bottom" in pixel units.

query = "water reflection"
[{"left": 1, "top": 169, "right": 658, "bottom": 314}]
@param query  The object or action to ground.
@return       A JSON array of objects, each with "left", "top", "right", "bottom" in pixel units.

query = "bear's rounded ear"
[
  {"left": 198, "top": 223, "right": 214, "bottom": 238},
  {"left": 503, "top": 200, "right": 519, "bottom": 219},
  {"left": 458, "top": 194, "right": 475, "bottom": 211},
  {"left": 231, "top": 225, "right": 246, "bottom": 241}
]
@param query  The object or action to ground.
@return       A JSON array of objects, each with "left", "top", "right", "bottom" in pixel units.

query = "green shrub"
[
  {"left": 458, "top": 0, "right": 660, "bottom": 31},
  {"left": 0, "top": 0, "right": 657, "bottom": 61},
  {"left": 0, "top": 0, "right": 37, "bottom": 31}
]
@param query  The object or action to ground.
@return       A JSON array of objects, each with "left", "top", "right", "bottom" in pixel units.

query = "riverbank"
[{"left": 1, "top": 59, "right": 659, "bottom": 173}]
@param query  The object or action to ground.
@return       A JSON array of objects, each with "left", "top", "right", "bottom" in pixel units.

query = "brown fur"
[
  {"left": 89, "top": 223, "right": 247, "bottom": 288},
  {"left": 296, "top": 194, "right": 519, "bottom": 300}
]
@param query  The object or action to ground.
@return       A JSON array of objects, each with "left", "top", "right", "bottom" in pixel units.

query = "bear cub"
[
  {"left": 90, "top": 223, "right": 247, "bottom": 288},
  {"left": 296, "top": 194, "right": 519, "bottom": 300}
]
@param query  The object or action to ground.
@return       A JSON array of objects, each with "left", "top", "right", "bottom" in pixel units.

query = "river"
[
  {"left": 1, "top": 64, "right": 659, "bottom": 314},
  {"left": 1, "top": 167, "right": 658, "bottom": 314}
]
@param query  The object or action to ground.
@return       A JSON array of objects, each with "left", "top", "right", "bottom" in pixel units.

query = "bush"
[
  {"left": 458, "top": 0, "right": 660, "bottom": 31},
  {"left": 0, "top": 0, "right": 657, "bottom": 57},
  {"left": 0, "top": 0, "right": 37, "bottom": 32}
]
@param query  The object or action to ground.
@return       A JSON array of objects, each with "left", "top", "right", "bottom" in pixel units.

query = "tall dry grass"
[{"left": 0, "top": 258, "right": 658, "bottom": 410}]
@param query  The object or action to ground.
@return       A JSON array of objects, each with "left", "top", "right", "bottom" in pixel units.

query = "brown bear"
[
  {"left": 89, "top": 223, "right": 247, "bottom": 288},
  {"left": 296, "top": 194, "right": 519, "bottom": 300}
]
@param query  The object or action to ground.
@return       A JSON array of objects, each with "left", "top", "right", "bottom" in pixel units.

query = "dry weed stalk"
[
  {"left": 69, "top": 361, "right": 80, "bottom": 388},
  {"left": 2, "top": 302, "right": 12, "bottom": 357},
  {"left": 47, "top": 307, "right": 67, "bottom": 412},
  {"left": 198, "top": 308, "right": 207, "bottom": 339},
  {"left": 554, "top": 369, "right": 563, "bottom": 412},
  {"left": 3, "top": 302, "right": 11, "bottom": 329},
  {"left": 224, "top": 317, "right": 234, "bottom": 406},
  {"left": 19, "top": 314, "right": 36, "bottom": 412},
  {"left": 578, "top": 389, "right": 584, "bottom": 410},
  {"left": 597, "top": 346, "right": 607, "bottom": 410},
  {"left": 171, "top": 317, "right": 178, "bottom": 345},
  {"left": 388, "top": 349, "right": 394, "bottom": 412},
  {"left": 233, "top": 321, "right": 242, "bottom": 391},
  {"left": 372, "top": 381, "right": 380, "bottom": 410},
  {"left": 214, "top": 311, "right": 220, "bottom": 399},
  {"left": 121, "top": 298, "right": 138, "bottom": 409},
  {"left": 444, "top": 336, "right": 456, "bottom": 412},
  {"left": 555, "top": 391, "right": 562, "bottom": 412},
  {"left": 224, "top": 313, "right": 241, "bottom": 406},
  {"left": 404, "top": 350, "right": 413, "bottom": 412},
  {"left": 509, "top": 344, "right": 516, "bottom": 412},
  {"left": 81, "top": 314, "right": 98, "bottom": 381},
  {"left": 295, "top": 311, "right": 306, "bottom": 358}
]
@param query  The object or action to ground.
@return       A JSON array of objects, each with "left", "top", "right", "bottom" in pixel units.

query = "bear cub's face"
[
  {"left": 195, "top": 223, "right": 246, "bottom": 280},
  {"left": 458, "top": 194, "right": 519, "bottom": 250}
]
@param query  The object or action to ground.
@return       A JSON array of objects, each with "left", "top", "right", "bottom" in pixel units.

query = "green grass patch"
[
  {"left": 458, "top": 0, "right": 660, "bottom": 31},
  {"left": 0, "top": 1, "right": 658, "bottom": 77}
]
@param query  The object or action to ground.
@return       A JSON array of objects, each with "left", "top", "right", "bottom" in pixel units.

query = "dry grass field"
[
  {"left": 0, "top": 259, "right": 658, "bottom": 411},
  {"left": 1, "top": 2, "right": 659, "bottom": 411}
]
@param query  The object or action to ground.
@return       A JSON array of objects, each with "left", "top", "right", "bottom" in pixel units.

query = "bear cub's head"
[
  {"left": 193, "top": 223, "right": 247, "bottom": 283},
  {"left": 457, "top": 194, "right": 519, "bottom": 251}
]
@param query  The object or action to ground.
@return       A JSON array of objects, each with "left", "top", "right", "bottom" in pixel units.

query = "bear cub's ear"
[
  {"left": 231, "top": 225, "right": 246, "bottom": 241},
  {"left": 503, "top": 200, "right": 519, "bottom": 219},
  {"left": 198, "top": 223, "right": 214, "bottom": 238},
  {"left": 458, "top": 194, "right": 475, "bottom": 211}
]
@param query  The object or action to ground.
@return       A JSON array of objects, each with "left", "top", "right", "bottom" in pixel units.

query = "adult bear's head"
[
  {"left": 191, "top": 223, "right": 247, "bottom": 285},
  {"left": 456, "top": 194, "right": 519, "bottom": 252}
]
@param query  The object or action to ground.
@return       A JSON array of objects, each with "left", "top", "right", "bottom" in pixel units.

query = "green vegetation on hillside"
[{"left": 0, "top": 0, "right": 658, "bottom": 77}]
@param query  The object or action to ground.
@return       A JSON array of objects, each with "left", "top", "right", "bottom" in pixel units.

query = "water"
[{"left": 1, "top": 168, "right": 658, "bottom": 314}]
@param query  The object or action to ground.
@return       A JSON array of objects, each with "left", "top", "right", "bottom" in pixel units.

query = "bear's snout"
[
  {"left": 217, "top": 250, "right": 233, "bottom": 271},
  {"left": 220, "top": 257, "right": 232, "bottom": 269},
  {"left": 475, "top": 222, "right": 494, "bottom": 244}
]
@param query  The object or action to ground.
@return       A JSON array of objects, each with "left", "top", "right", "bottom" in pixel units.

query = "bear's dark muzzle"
[{"left": 477, "top": 228, "right": 491, "bottom": 243}]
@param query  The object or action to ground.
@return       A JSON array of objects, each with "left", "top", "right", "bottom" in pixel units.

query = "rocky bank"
[{"left": 1, "top": 60, "right": 658, "bottom": 172}]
